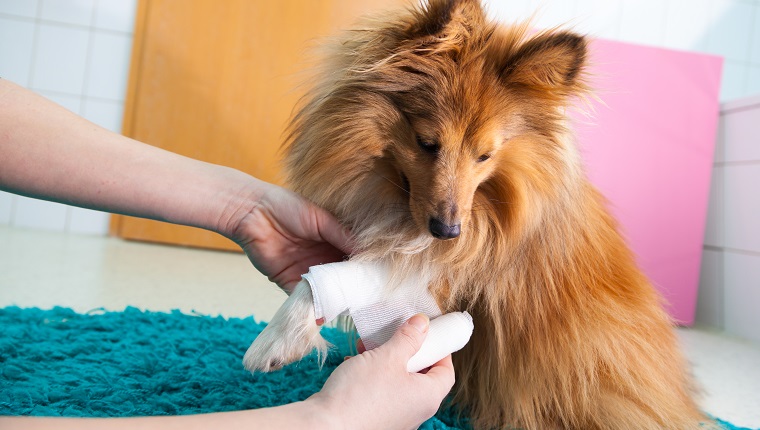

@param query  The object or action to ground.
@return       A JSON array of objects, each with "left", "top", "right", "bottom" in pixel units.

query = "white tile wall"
[
  {"left": 618, "top": 0, "right": 668, "bottom": 47},
  {"left": 573, "top": 0, "right": 625, "bottom": 39},
  {"left": 724, "top": 164, "right": 760, "bottom": 252},
  {"left": 704, "top": 166, "right": 724, "bottom": 248},
  {"left": 532, "top": 2, "right": 577, "bottom": 30},
  {"left": 753, "top": 10, "right": 760, "bottom": 64},
  {"left": 85, "top": 31, "right": 132, "bottom": 100},
  {"left": 0, "top": 0, "right": 136, "bottom": 235},
  {"left": 0, "top": 0, "right": 39, "bottom": 18},
  {"left": 705, "top": 0, "right": 755, "bottom": 63},
  {"left": 0, "top": 17, "right": 35, "bottom": 86},
  {"left": 39, "top": 91, "right": 83, "bottom": 115},
  {"left": 748, "top": 65, "right": 760, "bottom": 94},
  {"left": 13, "top": 196, "right": 69, "bottom": 232},
  {"left": 663, "top": 0, "right": 712, "bottom": 52},
  {"left": 32, "top": 24, "right": 90, "bottom": 94},
  {"left": 697, "top": 249, "right": 724, "bottom": 329},
  {"left": 722, "top": 106, "right": 760, "bottom": 161},
  {"left": 698, "top": 96, "right": 760, "bottom": 342},
  {"left": 39, "top": 0, "right": 95, "bottom": 27},
  {"left": 486, "top": 0, "right": 760, "bottom": 101},
  {"left": 721, "top": 61, "right": 751, "bottom": 102},
  {"left": 723, "top": 251, "right": 760, "bottom": 344},
  {"left": 82, "top": 98, "right": 124, "bottom": 133},
  {"left": 93, "top": 0, "right": 136, "bottom": 33},
  {"left": 0, "top": 191, "right": 12, "bottom": 225},
  {"left": 68, "top": 207, "right": 111, "bottom": 235}
]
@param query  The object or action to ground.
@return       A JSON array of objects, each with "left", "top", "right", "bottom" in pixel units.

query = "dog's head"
[{"left": 287, "top": 0, "right": 589, "bottom": 250}]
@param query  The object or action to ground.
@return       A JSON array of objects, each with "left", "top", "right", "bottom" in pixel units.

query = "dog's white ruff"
[{"left": 302, "top": 260, "right": 474, "bottom": 371}]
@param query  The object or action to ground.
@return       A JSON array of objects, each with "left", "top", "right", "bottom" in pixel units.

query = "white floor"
[{"left": 1, "top": 225, "right": 758, "bottom": 428}]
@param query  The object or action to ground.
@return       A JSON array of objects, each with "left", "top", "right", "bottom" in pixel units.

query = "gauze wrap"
[
  {"left": 304, "top": 260, "right": 475, "bottom": 371},
  {"left": 302, "top": 260, "right": 442, "bottom": 350}
]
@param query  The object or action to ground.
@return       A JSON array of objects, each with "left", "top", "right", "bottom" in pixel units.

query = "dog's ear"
[
  {"left": 367, "top": 0, "right": 486, "bottom": 92},
  {"left": 406, "top": 0, "right": 486, "bottom": 40},
  {"left": 496, "top": 30, "right": 587, "bottom": 93}
]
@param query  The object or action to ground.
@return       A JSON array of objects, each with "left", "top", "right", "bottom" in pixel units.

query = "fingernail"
[{"left": 408, "top": 314, "right": 429, "bottom": 333}]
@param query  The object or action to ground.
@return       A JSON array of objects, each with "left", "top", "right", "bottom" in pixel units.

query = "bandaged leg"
[{"left": 303, "top": 260, "right": 474, "bottom": 371}]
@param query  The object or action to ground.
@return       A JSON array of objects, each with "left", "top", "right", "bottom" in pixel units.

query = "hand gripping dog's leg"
[{"left": 243, "top": 279, "right": 328, "bottom": 372}]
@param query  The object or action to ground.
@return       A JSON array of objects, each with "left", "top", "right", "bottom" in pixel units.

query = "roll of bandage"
[{"left": 407, "top": 311, "right": 474, "bottom": 373}]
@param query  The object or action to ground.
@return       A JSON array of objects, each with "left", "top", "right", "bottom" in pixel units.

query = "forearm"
[
  {"left": 0, "top": 399, "right": 336, "bottom": 430},
  {"left": 0, "top": 79, "right": 260, "bottom": 236}
]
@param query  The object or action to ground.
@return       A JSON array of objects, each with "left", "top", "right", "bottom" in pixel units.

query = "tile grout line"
[
  {"left": 66, "top": 0, "right": 101, "bottom": 235},
  {"left": 79, "top": 0, "right": 98, "bottom": 116},
  {"left": 65, "top": 0, "right": 98, "bottom": 233},
  {"left": 704, "top": 245, "right": 760, "bottom": 257},
  {"left": 0, "top": 12, "right": 133, "bottom": 36},
  {"left": 9, "top": 0, "right": 46, "bottom": 228},
  {"left": 714, "top": 160, "right": 760, "bottom": 167}
]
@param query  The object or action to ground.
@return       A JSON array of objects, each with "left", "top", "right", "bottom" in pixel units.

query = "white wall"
[
  {"left": 0, "top": 0, "right": 758, "bottom": 248},
  {"left": 486, "top": 0, "right": 760, "bottom": 101},
  {"left": 0, "top": 0, "right": 136, "bottom": 234},
  {"left": 699, "top": 96, "right": 760, "bottom": 342}
]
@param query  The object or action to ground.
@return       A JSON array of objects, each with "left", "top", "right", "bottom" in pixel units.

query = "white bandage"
[
  {"left": 303, "top": 260, "right": 442, "bottom": 350},
  {"left": 303, "top": 260, "right": 474, "bottom": 371}
]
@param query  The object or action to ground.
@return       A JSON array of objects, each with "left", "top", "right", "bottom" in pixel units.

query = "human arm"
[
  {"left": 0, "top": 79, "right": 352, "bottom": 291},
  {"left": 0, "top": 403, "right": 326, "bottom": 430}
]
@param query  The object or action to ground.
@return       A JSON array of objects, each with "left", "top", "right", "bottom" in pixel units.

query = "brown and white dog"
[{"left": 244, "top": 1, "right": 711, "bottom": 428}]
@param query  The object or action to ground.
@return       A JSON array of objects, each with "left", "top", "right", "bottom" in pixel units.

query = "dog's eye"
[
  {"left": 416, "top": 136, "right": 440, "bottom": 154},
  {"left": 477, "top": 153, "right": 491, "bottom": 163}
]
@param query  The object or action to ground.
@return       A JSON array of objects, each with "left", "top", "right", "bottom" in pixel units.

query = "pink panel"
[{"left": 572, "top": 39, "right": 723, "bottom": 325}]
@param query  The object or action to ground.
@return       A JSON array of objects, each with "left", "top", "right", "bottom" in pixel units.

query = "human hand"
[
  {"left": 228, "top": 181, "right": 354, "bottom": 293},
  {"left": 309, "top": 314, "right": 456, "bottom": 430}
]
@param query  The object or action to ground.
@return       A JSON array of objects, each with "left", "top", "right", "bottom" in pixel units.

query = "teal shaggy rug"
[{"left": 0, "top": 306, "right": 751, "bottom": 429}]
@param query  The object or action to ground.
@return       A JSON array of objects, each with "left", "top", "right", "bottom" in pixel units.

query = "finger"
[
  {"left": 313, "top": 207, "right": 356, "bottom": 255},
  {"left": 417, "top": 351, "right": 453, "bottom": 374},
  {"left": 356, "top": 338, "right": 366, "bottom": 354},
  {"left": 419, "top": 354, "right": 455, "bottom": 394},
  {"left": 427, "top": 354, "right": 454, "bottom": 372},
  {"left": 377, "top": 314, "right": 429, "bottom": 362}
]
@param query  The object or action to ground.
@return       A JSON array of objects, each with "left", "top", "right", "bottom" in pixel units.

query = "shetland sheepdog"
[{"left": 243, "top": 1, "right": 710, "bottom": 428}]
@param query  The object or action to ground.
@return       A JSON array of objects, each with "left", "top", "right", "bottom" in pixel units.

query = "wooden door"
[{"left": 111, "top": 0, "right": 404, "bottom": 250}]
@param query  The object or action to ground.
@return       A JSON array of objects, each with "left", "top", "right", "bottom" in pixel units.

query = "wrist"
[
  {"left": 300, "top": 395, "right": 344, "bottom": 430},
  {"left": 212, "top": 167, "right": 269, "bottom": 242}
]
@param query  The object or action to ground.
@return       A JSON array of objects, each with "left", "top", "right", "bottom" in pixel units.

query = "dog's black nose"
[{"left": 429, "top": 218, "right": 461, "bottom": 240}]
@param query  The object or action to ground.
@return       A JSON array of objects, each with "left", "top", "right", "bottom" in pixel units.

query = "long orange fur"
[{"left": 283, "top": 1, "right": 711, "bottom": 428}]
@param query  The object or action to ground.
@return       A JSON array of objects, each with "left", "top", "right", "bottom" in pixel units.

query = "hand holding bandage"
[{"left": 302, "top": 260, "right": 474, "bottom": 372}]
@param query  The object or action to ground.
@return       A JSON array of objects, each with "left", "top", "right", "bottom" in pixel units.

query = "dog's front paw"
[
  {"left": 243, "top": 321, "right": 326, "bottom": 372},
  {"left": 243, "top": 279, "right": 329, "bottom": 373}
]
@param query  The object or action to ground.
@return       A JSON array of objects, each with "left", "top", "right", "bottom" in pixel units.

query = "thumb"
[
  {"left": 379, "top": 314, "right": 430, "bottom": 363},
  {"left": 314, "top": 206, "right": 356, "bottom": 255}
]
